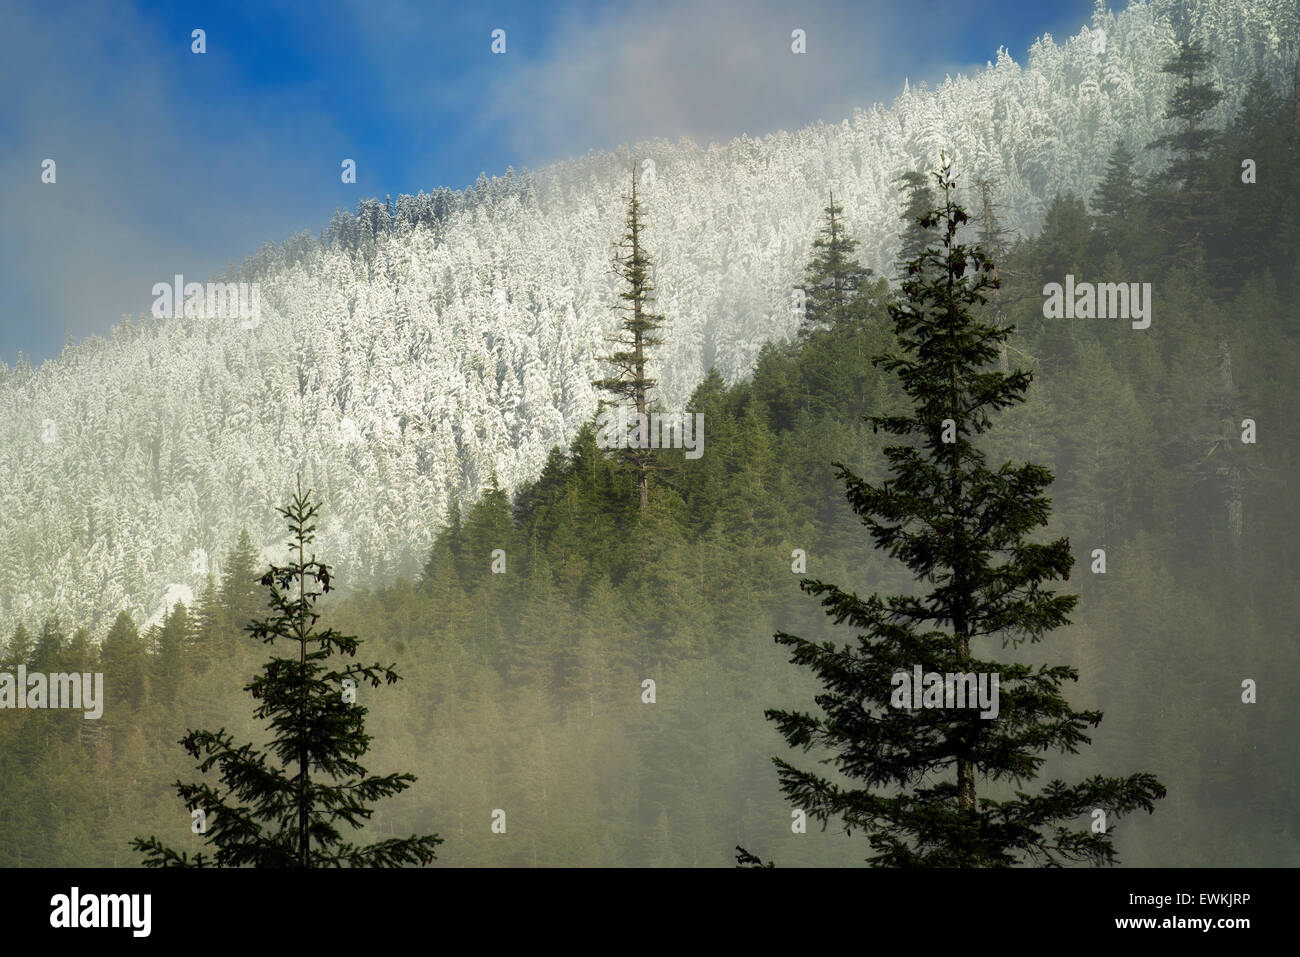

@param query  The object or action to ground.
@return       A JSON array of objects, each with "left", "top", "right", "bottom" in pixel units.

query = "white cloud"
[
  {"left": 476, "top": 0, "right": 987, "bottom": 163},
  {"left": 0, "top": 0, "right": 348, "bottom": 363}
]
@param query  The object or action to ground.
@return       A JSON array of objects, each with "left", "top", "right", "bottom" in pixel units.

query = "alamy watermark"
[
  {"left": 0, "top": 667, "right": 104, "bottom": 719},
  {"left": 50, "top": 887, "right": 150, "bottom": 937},
  {"left": 888, "top": 665, "right": 1000, "bottom": 719},
  {"left": 151, "top": 274, "right": 261, "bottom": 328},
  {"left": 1042, "top": 275, "right": 1151, "bottom": 329},
  {"left": 596, "top": 406, "right": 704, "bottom": 459}
]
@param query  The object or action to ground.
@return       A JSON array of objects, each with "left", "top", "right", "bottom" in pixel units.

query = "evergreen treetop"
[
  {"left": 593, "top": 166, "right": 667, "bottom": 509},
  {"left": 800, "top": 189, "right": 874, "bottom": 333},
  {"left": 131, "top": 480, "right": 442, "bottom": 867},
  {"left": 754, "top": 160, "right": 1166, "bottom": 867},
  {"left": 1147, "top": 37, "right": 1225, "bottom": 256}
]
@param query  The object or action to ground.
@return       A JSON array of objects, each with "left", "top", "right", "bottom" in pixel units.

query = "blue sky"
[{"left": 0, "top": 0, "right": 1094, "bottom": 365}]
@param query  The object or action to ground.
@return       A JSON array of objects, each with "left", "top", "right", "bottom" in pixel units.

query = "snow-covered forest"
[{"left": 1, "top": 0, "right": 1296, "bottom": 632}]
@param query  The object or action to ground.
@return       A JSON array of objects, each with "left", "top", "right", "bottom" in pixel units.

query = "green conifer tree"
[
  {"left": 1092, "top": 140, "right": 1141, "bottom": 226},
  {"left": 218, "top": 529, "right": 264, "bottom": 657},
  {"left": 751, "top": 161, "right": 1166, "bottom": 866},
  {"left": 32, "top": 617, "right": 65, "bottom": 671},
  {"left": 3, "top": 622, "right": 33, "bottom": 665},
  {"left": 975, "top": 178, "right": 1014, "bottom": 373},
  {"left": 895, "top": 170, "right": 937, "bottom": 273},
  {"left": 1090, "top": 139, "right": 1157, "bottom": 267},
  {"left": 100, "top": 611, "right": 146, "bottom": 710},
  {"left": 1146, "top": 37, "right": 1225, "bottom": 258},
  {"left": 593, "top": 166, "right": 666, "bottom": 509},
  {"left": 800, "top": 189, "right": 874, "bottom": 334},
  {"left": 150, "top": 603, "right": 190, "bottom": 709},
  {"left": 1218, "top": 71, "right": 1289, "bottom": 291},
  {"left": 131, "top": 481, "right": 442, "bottom": 867}
]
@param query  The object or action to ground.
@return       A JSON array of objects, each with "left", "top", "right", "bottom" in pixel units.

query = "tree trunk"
[
  {"left": 951, "top": 179, "right": 979, "bottom": 856},
  {"left": 632, "top": 176, "right": 650, "bottom": 510},
  {"left": 298, "top": 531, "right": 310, "bottom": 867}
]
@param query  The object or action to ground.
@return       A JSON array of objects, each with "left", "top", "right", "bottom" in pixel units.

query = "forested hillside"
[
  {"left": 1, "top": 0, "right": 1296, "bottom": 635},
  {"left": 3, "top": 59, "right": 1296, "bottom": 864}
]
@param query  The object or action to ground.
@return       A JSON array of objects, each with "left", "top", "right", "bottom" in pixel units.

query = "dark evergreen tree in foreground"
[
  {"left": 593, "top": 166, "right": 666, "bottom": 509},
  {"left": 748, "top": 161, "right": 1165, "bottom": 867},
  {"left": 799, "top": 189, "right": 874, "bottom": 334},
  {"left": 975, "top": 178, "right": 1013, "bottom": 373},
  {"left": 131, "top": 482, "right": 441, "bottom": 867}
]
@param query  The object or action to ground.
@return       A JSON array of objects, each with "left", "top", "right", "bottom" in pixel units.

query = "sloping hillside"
[{"left": 1, "top": 0, "right": 1295, "bottom": 631}]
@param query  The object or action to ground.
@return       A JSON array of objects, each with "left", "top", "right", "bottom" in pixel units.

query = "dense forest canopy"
[
  {"left": 0, "top": 0, "right": 1295, "bottom": 639},
  {"left": 3, "top": 36, "right": 1296, "bottom": 863}
]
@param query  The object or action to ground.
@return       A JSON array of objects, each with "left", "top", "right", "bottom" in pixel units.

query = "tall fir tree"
[
  {"left": 750, "top": 162, "right": 1166, "bottom": 866},
  {"left": 32, "top": 617, "right": 65, "bottom": 672},
  {"left": 218, "top": 529, "right": 264, "bottom": 655},
  {"left": 189, "top": 572, "right": 223, "bottom": 672},
  {"left": 1146, "top": 37, "right": 1225, "bottom": 258},
  {"left": 895, "top": 170, "right": 937, "bottom": 274},
  {"left": 593, "top": 166, "right": 666, "bottom": 509},
  {"left": 101, "top": 610, "right": 147, "bottom": 710},
  {"left": 1090, "top": 139, "right": 1148, "bottom": 263},
  {"left": 799, "top": 189, "right": 874, "bottom": 334},
  {"left": 150, "top": 602, "right": 190, "bottom": 709},
  {"left": 131, "top": 481, "right": 442, "bottom": 867},
  {"left": 1218, "top": 71, "right": 1290, "bottom": 291}
]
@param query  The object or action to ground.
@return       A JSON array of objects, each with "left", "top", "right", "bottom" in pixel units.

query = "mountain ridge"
[{"left": 2, "top": 0, "right": 1296, "bottom": 633}]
